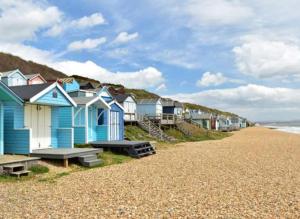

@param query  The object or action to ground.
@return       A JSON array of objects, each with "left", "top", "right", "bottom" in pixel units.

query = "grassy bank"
[{"left": 125, "top": 124, "right": 231, "bottom": 144}]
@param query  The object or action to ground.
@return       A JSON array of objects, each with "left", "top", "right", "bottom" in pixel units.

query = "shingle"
[{"left": 9, "top": 83, "right": 54, "bottom": 101}]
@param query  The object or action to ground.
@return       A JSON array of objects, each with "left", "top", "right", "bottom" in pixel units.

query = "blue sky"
[{"left": 1, "top": 0, "right": 300, "bottom": 121}]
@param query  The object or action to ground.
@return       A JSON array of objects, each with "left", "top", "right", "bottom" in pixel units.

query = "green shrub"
[{"left": 29, "top": 164, "right": 49, "bottom": 174}]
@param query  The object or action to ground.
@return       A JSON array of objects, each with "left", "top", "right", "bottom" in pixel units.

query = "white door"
[
  {"left": 110, "top": 111, "right": 120, "bottom": 141},
  {"left": 24, "top": 104, "right": 52, "bottom": 150}
]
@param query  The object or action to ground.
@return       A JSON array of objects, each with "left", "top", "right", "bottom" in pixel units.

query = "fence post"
[{"left": 159, "top": 122, "right": 163, "bottom": 140}]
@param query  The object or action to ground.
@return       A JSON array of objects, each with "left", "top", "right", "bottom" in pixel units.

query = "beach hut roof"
[
  {"left": 72, "top": 96, "right": 110, "bottom": 108},
  {"left": 26, "top": 74, "right": 47, "bottom": 82},
  {"left": 10, "top": 83, "right": 54, "bottom": 101},
  {"left": 114, "top": 94, "right": 136, "bottom": 104},
  {"left": 137, "top": 98, "right": 161, "bottom": 104},
  {"left": 9, "top": 82, "right": 77, "bottom": 106}
]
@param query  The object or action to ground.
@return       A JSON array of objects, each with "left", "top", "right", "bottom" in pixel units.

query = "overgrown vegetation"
[
  {"left": 165, "top": 128, "right": 230, "bottom": 142},
  {"left": 184, "top": 102, "right": 236, "bottom": 117},
  {"left": 29, "top": 164, "right": 49, "bottom": 174},
  {"left": 125, "top": 88, "right": 160, "bottom": 99},
  {"left": 125, "top": 125, "right": 158, "bottom": 141},
  {"left": 125, "top": 124, "right": 231, "bottom": 145}
]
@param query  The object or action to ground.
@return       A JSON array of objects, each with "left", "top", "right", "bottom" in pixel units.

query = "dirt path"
[{"left": 0, "top": 127, "right": 299, "bottom": 218}]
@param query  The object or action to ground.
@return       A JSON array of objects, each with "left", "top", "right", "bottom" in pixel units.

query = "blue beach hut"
[
  {"left": 3, "top": 82, "right": 77, "bottom": 154},
  {"left": 0, "top": 81, "right": 24, "bottom": 155},
  {"left": 72, "top": 96, "right": 111, "bottom": 144},
  {"left": 97, "top": 87, "right": 125, "bottom": 141}
]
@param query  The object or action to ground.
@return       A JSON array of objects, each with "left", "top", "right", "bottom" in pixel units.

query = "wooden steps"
[
  {"left": 137, "top": 118, "right": 176, "bottom": 142},
  {"left": 78, "top": 154, "right": 102, "bottom": 167},
  {"left": 3, "top": 163, "right": 31, "bottom": 178},
  {"left": 127, "top": 142, "right": 156, "bottom": 158}
]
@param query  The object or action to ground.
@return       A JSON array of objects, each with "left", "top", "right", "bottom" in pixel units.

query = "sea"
[{"left": 262, "top": 121, "right": 300, "bottom": 134}]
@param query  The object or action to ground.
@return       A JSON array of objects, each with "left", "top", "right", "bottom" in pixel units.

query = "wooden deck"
[
  {"left": 90, "top": 141, "right": 156, "bottom": 158},
  {"left": 30, "top": 148, "right": 103, "bottom": 167}
]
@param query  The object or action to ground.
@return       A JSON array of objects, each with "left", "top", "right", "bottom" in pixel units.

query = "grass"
[
  {"left": 165, "top": 128, "right": 231, "bottom": 142},
  {"left": 75, "top": 144, "right": 92, "bottom": 148},
  {"left": 125, "top": 125, "right": 158, "bottom": 141},
  {"left": 99, "top": 151, "right": 132, "bottom": 167},
  {"left": 29, "top": 164, "right": 49, "bottom": 174},
  {"left": 125, "top": 123, "right": 231, "bottom": 145},
  {"left": 38, "top": 172, "right": 70, "bottom": 183}
]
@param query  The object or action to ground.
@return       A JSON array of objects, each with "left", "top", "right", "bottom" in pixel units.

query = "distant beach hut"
[
  {"left": 136, "top": 98, "right": 163, "bottom": 118},
  {"left": 1, "top": 69, "right": 27, "bottom": 87},
  {"left": 114, "top": 93, "right": 137, "bottom": 122},
  {"left": 161, "top": 98, "right": 184, "bottom": 117},
  {"left": 26, "top": 74, "right": 47, "bottom": 85}
]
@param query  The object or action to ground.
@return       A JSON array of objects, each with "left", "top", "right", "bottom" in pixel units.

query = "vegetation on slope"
[
  {"left": 125, "top": 125, "right": 158, "bottom": 141},
  {"left": 0, "top": 52, "right": 66, "bottom": 80},
  {"left": 184, "top": 102, "right": 237, "bottom": 116},
  {"left": 125, "top": 124, "right": 230, "bottom": 144},
  {"left": 125, "top": 88, "right": 160, "bottom": 99}
]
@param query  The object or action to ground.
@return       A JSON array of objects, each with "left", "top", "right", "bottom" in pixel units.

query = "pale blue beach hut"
[{"left": 3, "top": 82, "right": 77, "bottom": 154}]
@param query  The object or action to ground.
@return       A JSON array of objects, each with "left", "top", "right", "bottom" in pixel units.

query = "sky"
[{"left": 1, "top": 0, "right": 300, "bottom": 121}]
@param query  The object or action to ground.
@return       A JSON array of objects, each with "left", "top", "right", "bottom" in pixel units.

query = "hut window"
[
  {"left": 52, "top": 90, "right": 58, "bottom": 98},
  {"left": 98, "top": 109, "right": 105, "bottom": 125}
]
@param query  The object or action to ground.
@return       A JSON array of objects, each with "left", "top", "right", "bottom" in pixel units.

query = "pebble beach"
[{"left": 0, "top": 127, "right": 299, "bottom": 218}]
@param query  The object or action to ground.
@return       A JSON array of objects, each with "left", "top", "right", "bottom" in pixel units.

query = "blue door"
[{"left": 0, "top": 104, "right": 3, "bottom": 155}]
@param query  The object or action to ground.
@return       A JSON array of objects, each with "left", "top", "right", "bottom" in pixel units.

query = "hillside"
[
  {"left": 0, "top": 52, "right": 237, "bottom": 117},
  {"left": 184, "top": 102, "right": 236, "bottom": 116},
  {"left": 0, "top": 52, "right": 67, "bottom": 80}
]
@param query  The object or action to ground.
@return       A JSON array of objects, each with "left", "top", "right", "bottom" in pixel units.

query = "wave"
[{"left": 265, "top": 125, "right": 300, "bottom": 134}]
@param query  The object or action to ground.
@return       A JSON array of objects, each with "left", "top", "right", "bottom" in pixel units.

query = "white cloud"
[
  {"left": 167, "top": 84, "right": 300, "bottom": 121},
  {"left": 197, "top": 72, "right": 245, "bottom": 87},
  {"left": 45, "top": 13, "right": 106, "bottom": 37},
  {"left": 70, "top": 13, "right": 105, "bottom": 28},
  {"left": 0, "top": 0, "right": 62, "bottom": 42},
  {"left": 197, "top": 72, "right": 227, "bottom": 87},
  {"left": 233, "top": 37, "right": 300, "bottom": 79},
  {"left": 155, "top": 83, "right": 167, "bottom": 92},
  {"left": 183, "top": 0, "right": 254, "bottom": 26},
  {"left": 67, "top": 37, "right": 107, "bottom": 51},
  {"left": 53, "top": 61, "right": 165, "bottom": 89},
  {"left": 113, "top": 32, "right": 139, "bottom": 45}
]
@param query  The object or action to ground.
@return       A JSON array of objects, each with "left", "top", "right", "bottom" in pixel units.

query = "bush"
[{"left": 29, "top": 164, "right": 49, "bottom": 174}]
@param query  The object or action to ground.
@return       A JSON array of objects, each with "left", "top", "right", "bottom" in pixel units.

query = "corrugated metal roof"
[
  {"left": 72, "top": 96, "right": 97, "bottom": 105},
  {"left": 136, "top": 98, "right": 160, "bottom": 104},
  {"left": 9, "top": 83, "right": 54, "bottom": 101}
]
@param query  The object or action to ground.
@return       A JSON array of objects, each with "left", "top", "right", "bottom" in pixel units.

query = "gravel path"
[{"left": 0, "top": 127, "right": 299, "bottom": 218}]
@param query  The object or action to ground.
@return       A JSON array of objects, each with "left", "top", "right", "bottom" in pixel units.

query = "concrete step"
[
  {"left": 10, "top": 170, "right": 30, "bottom": 178},
  {"left": 3, "top": 163, "right": 25, "bottom": 173},
  {"left": 78, "top": 154, "right": 97, "bottom": 162},
  {"left": 81, "top": 159, "right": 102, "bottom": 167}
]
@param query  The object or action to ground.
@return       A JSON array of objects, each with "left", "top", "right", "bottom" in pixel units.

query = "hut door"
[
  {"left": 110, "top": 111, "right": 120, "bottom": 141},
  {"left": 24, "top": 104, "right": 52, "bottom": 150}
]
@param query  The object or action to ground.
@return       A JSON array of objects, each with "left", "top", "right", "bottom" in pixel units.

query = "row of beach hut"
[{"left": 0, "top": 69, "right": 247, "bottom": 156}]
